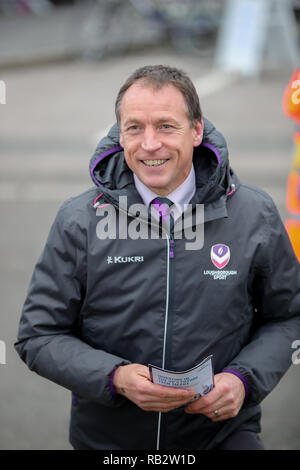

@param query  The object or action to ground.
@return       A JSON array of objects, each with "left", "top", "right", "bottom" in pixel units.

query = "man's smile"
[{"left": 142, "top": 158, "right": 169, "bottom": 167}]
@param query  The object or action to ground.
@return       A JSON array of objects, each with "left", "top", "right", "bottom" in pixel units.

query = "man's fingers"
[
  {"left": 113, "top": 363, "right": 196, "bottom": 412},
  {"left": 209, "top": 404, "right": 240, "bottom": 421},
  {"left": 141, "top": 386, "right": 195, "bottom": 408},
  {"left": 184, "top": 392, "right": 218, "bottom": 413},
  {"left": 133, "top": 382, "right": 195, "bottom": 412},
  {"left": 149, "top": 383, "right": 194, "bottom": 401}
]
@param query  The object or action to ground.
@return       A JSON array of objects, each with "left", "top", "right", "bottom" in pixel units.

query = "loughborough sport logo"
[{"left": 210, "top": 244, "right": 230, "bottom": 269}]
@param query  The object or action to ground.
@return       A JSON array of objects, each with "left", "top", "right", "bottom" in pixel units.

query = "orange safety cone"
[
  {"left": 282, "top": 68, "right": 300, "bottom": 262},
  {"left": 282, "top": 69, "right": 300, "bottom": 124},
  {"left": 285, "top": 219, "right": 300, "bottom": 262},
  {"left": 285, "top": 133, "right": 300, "bottom": 215}
]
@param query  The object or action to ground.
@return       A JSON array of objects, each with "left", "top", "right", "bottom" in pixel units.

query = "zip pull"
[
  {"left": 93, "top": 192, "right": 110, "bottom": 209},
  {"left": 169, "top": 238, "right": 175, "bottom": 259},
  {"left": 227, "top": 183, "right": 236, "bottom": 198}
]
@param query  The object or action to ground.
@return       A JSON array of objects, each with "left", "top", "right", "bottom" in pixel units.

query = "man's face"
[{"left": 119, "top": 83, "right": 203, "bottom": 196}]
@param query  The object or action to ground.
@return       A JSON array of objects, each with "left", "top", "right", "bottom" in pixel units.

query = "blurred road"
[{"left": 0, "top": 10, "right": 300, "bottom": 450}]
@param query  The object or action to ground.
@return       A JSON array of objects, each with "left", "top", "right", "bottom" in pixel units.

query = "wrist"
[
  {"left": 222, "top": 369, "right": 249, "bottom": 400},
  {"left": 112, "top": 365, "right": 126, "bottom": 396}
]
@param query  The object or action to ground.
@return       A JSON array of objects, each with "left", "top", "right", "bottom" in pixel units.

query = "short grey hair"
[{"left": 115, "top": 65, "right": 202, "bottom": 127}]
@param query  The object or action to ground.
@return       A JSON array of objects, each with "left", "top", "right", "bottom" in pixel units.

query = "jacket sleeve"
[
  {"left": 14, "top": 200, "right": 130, "bottom": 407},
  {"left": 224, "top": 197, "right": 300, "bottom": 406}
]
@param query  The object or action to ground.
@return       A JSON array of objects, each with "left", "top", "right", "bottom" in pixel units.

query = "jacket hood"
[{"left": 89, "top": 118, "right": 239, "bottom": 219}]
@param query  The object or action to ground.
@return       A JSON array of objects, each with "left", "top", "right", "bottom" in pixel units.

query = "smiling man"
[
  {"left": 15, "top": 65, "right": 300, "bottom": 451},
  {"left": 118, "top": 82, "right": 203, "bottom": 195}
]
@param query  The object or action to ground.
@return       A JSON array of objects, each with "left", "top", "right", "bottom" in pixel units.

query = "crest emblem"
[{"left": 211, "top": 244, "right": 230, "bottom": 269}]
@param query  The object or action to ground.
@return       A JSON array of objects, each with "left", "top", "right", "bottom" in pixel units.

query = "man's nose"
[{"left": 141, "top": 128, "right": 162, "bottom": 152}]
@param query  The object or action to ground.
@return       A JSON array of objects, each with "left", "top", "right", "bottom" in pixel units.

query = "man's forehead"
[
  {"left": 123, "top": 82, "right": 184, "bottom": 103},
  {"left": 120, "top": 83, "right": 187, "bottom": 117}
]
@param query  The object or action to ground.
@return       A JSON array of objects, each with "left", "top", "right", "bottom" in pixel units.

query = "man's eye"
[
  {"left": 128, "top": 125, "right": 140, "bottom": 131},
  {"left": 160, "top": 124, "right": 172, "bottom": 130}
]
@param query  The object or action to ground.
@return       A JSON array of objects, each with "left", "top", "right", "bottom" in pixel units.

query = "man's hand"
[
  {"left": 113, "top": 364, "right": 195, "bottom": 412},
  {"left": 184, "top": 372, "right": 245, "bottom": 421}
]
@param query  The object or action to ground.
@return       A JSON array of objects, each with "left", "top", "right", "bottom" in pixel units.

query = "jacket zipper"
[{"left": 156, "top": 231, "right": 176, "bottom": 450}]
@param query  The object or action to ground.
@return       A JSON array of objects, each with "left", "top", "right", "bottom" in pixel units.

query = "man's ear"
[{"left": 193, "top": 119, "right": 204, "bottom": 147}]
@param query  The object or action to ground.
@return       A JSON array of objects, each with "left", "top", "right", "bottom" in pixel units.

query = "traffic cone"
[{"left": 283, "top": 69, "right": 300, "bottom": 262}]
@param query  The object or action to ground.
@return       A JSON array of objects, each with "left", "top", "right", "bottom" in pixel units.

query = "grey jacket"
[{"left": 15, "top": 119, "right": 300, "bottom": 450}]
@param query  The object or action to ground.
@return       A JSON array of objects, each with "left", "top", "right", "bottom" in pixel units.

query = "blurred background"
[{"left": 0, "top": 0, "right": 300, "bottom": 450}]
